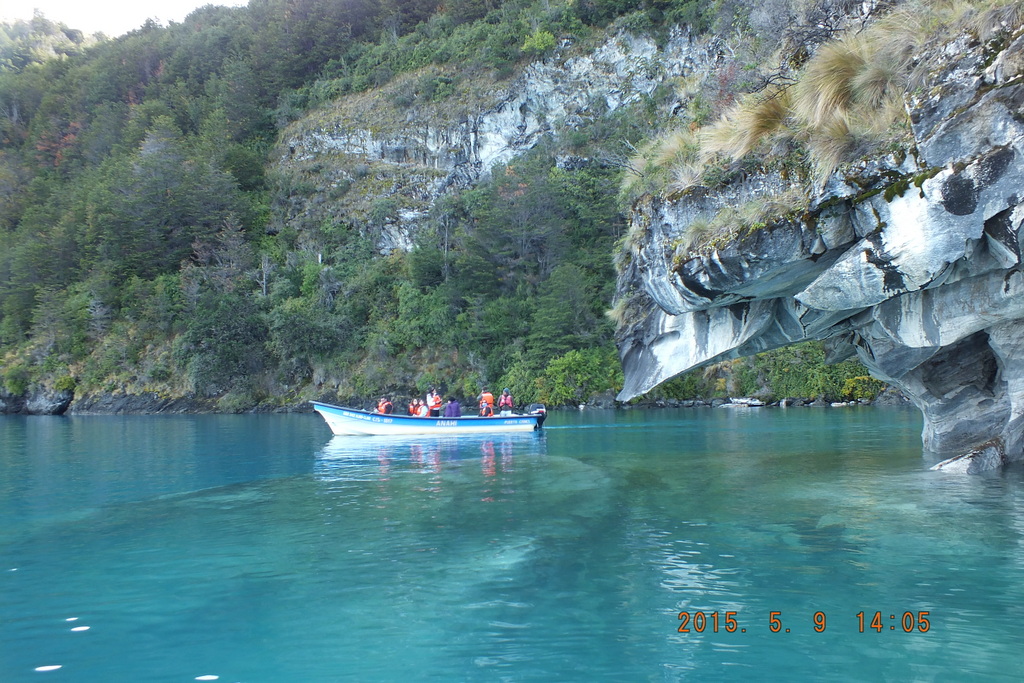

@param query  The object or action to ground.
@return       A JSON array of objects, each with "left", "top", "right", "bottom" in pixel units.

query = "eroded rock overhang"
[{"left": 614, "top": 29, "right": 1024, "bottom": 473}]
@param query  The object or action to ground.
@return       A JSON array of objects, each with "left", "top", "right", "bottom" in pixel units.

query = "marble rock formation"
[{"left": 614, "top": 28, "right": 1024, "bottom": 473}]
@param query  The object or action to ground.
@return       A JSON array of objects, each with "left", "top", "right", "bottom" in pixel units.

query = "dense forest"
[{"left": 0, "top": 0, "right": 884, "bottom": 411}]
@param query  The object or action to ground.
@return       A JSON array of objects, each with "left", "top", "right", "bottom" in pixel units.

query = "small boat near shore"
[{"left": 311, "top": 401, "right": 546, "bottom": 436}]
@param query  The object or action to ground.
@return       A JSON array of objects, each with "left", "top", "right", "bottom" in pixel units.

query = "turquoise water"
[{"left": 2, "top": 407, "right": 1024, "bottom": 681}]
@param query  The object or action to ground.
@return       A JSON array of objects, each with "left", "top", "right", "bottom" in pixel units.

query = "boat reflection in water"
[{"left": 313, "top": 431, "right": 547, "bottom": 483}]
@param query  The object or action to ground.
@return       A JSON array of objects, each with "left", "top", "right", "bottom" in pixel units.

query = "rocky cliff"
[
  {"left": 615, "top": 22, "right": 1024, "bottom": 473},
  {"left": 275, "top": 28, "right": 715, "bottom": 251}
]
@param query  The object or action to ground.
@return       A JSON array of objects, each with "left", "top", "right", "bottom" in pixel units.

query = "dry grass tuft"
[
  {"left": 605, "top": 298, "right": 630, "bottom": 326},
  {"left": 620, "top": 128, "right": 702, "bottom": 198},
  {"left": 793, "top": 36, "right": 870, "bottom": 129},
  {"left": 806, "top": 114, "right": 857, "bottom": 182},
  {"left": 654, "top": 129, "right": 702, "bottom": 169},
  {"left": 702, "top": 87, "right": 793, "bottom": 162},
  {"left": 679, "top": 8, "right": 919, "bottom": 194},
  {"left": 667, "top": 161, "right": 705, "bottom": 195},
  {"left": 674, "top": 216, "right": 714, "bottom": 255},
  {"left": 620, "top": 219, "right": 651, "bottom": 258},
  {"left": 971, "top": 2, "right": 1024, "bottom": 40}
]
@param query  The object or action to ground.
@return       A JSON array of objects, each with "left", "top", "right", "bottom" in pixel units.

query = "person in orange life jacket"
[
  {"left": 375, "top": 396, "right": 394, "bottom": 414},
  {"left": 497, "top": 388, "right": 514, "bottom": 415},
  {"left": 416, "top": 401, "right": 429, "bottom": 417},
  {"left": 477, "top": 387, "right": 493, "bottom": 409},
  {"left": 477, "top": 387, "right": 495, "bottom": 417},
  {"left": 427, "top": 388, "right": 442, "bottom": 417},
  {"left": 408, "top": 398, "right": 419, "bottom": 415}
]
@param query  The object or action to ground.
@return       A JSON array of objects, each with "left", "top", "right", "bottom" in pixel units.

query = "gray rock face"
[
  {"left": 284, "top": 30, "right": 706, "bottom": 178},
  {"left": 615, "top": 26, "right": 1024, "bottom": 472},
  {"left": 278, "top": 29, "right": 716, "bottom": 253},
  {"left": 67, "top": 391, "right": 214, "bottom": 414},
  {"left": 0, "top": 388, "right": 73, "bottom": 415}
]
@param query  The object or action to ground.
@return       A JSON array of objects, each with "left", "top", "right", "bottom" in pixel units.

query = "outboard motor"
[{"left": 524, "top": 403, "right": 547, "bottom": 429}]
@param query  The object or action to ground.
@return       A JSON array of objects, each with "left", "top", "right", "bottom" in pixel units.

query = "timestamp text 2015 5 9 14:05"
[{"left": 676, "top": 611, "right": 931, "bottom": 634}]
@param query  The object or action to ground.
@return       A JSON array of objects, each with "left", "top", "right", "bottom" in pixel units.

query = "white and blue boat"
[{"left": 311, "top": 401, "right": 546, "bottom": 436}]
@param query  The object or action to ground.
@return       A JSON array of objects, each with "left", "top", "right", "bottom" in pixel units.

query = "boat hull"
[{"left": 311, "top": 401, "right": 544, "bottom": 436}]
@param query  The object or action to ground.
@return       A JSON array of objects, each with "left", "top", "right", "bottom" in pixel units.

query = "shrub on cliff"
[{"left": 533, "top": 346, "right": 624, "bottom": 406}]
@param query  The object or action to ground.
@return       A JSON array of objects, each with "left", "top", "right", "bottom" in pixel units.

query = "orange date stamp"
[{"left": 676, "top": 610, "right": 931, "bottom": 634}]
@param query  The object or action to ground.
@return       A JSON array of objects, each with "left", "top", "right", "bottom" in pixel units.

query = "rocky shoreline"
[
  {"left": 0, "top": 388, "right": 218, "bottom": 416},
  {"left": 0, "top": 388, "right": 75, "bottom": 416},
  {"left": 1, "top": 385, "right": 911, "bottom": 416},
  {"left": 580, "top": 386, "right": 911, "bottom": 410}
]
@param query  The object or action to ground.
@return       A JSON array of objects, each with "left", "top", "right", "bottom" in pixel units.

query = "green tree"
[
  {"left": 527, "top": 263, "right": 600, "bottom": 366},
  {"left": 444, "top": 0, "right": 498, "bottom": 25},
  {"left": 178, "top": 291, "right": 269, "bottom": 396},
  {"left": 87, "top": 117, "right": 243, "bottom": 282},
  {"left": 267, "top": 297, "right": 349, "bottom": 377}
]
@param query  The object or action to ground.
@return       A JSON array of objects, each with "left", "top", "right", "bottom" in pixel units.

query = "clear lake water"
[{"left": 2, "top": 407, "right": 1024, "bottom": 681}]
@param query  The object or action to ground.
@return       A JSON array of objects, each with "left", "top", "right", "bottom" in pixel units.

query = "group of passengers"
[
  {"left": 374, "top": 387, "right": 515, "bottom": 418},
  {"left": 465, "top": 387, "right": 516, "bottom": 417},
  {"left": 409, "top": 388, "right": 444, "bottom": 417}
]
